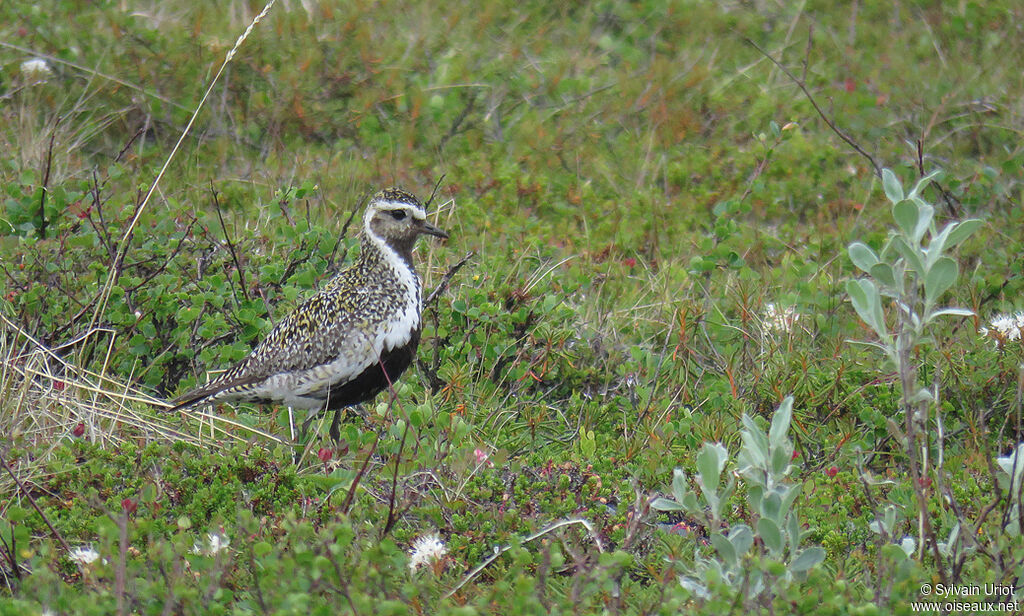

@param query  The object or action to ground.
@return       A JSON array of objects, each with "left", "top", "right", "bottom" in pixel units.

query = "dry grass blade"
[
  {"left": 0, "top": 312, "right": 287, "bottom": 495},
  {"left": 88, "top": 0, "right": 278, "bottom": 333}
]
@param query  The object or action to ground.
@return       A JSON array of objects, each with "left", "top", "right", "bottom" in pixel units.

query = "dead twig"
[
  {"left": 37, "top": 116, "right": 63, "bottom": 240},
  {"left": 744, "top": 35, "right": 883, "bottom": 179},
  {"left": 0, "top": 448, "right": 79, "bottom": 572},
  {"left": 425, "top": 251, "right": 474, "bottom": 307},
  {"left": 444, "top": 517, "right": 605, "bottom": 600},
  {"left": 211, "top": 184, "right": 248, "bottom": 302}
]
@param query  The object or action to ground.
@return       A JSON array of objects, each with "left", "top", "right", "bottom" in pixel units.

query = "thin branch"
[
  {"left": 88, "top": 0, "right": 278, "bottom": 332},
  {"left": 381, "top": 421, "right": 410, "bottom": 538},
  {"left": 425, "top": 251, "right": 474, "bottom": 307},
  {"left": 444, "top": 517, "right": 604, "bottom": 599},
  {"left": 425, "top": 175, "right": 447, "bottom": 210},
  {"left": 114, "top": 125, "right": 147, "bottom": 164},
  {"left": 916, "top": 139, "right": 960, "bottom": 218},
  {"left": 744, "top": 35, "right": 883, "bottom": 179},
  {"left": 326, "top": 206, "right": 359, "bottom": 275},
  {"left": 0, "top": 448, "right": 78, "bottom": 564},
  {"left": 37, "top": 117, "right": 62, "bottom": 240},
  {"left": 211, "top": 184, "right": 248, "bottom": 302}
]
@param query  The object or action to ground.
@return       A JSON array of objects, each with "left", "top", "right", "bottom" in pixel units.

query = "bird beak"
[{"left": 418, "top": 219, "right": 448, "bottom": 240}]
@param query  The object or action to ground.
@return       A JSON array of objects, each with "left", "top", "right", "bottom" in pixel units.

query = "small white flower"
[
  {"left": 408, "top": 533, "right": 447, "bottom": 573},
  {"left": 20, "top": 57, "right": 52, "bottom": 78},
  {"left": 68, "top": 545, "right": 102, "bottom": 565},
  {"left": 979, "top": 312, "right": 1024, "bottom": 346},
  {"left": 192, "top": 531, "right": 230, "bottom": 555},
  {"left": 763, "top": 303, "right": 799, "bottom": 334}
]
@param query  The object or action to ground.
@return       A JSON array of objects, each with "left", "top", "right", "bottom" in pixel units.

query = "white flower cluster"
[
  {"left": 20, "top": 57, "right": 52, "bottom": 78},
  {"left": 192, "top": 532, "right": 231, "bottom": 555},
  {"left": 979, "top": 312, "right": 1024, "bottom": 346},
  {"left": 763, "top": 303, "right": 799, "bottom": 334},
  {"left": 68, "top": 545, "right": 105, "bottom": 566},
  {"left": 408, "top": 533, "right": 447, "bottom": 573}
]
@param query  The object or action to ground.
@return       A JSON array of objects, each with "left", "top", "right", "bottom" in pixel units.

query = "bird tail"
[
  {"left": 162, "top": 370, "right": 257, "bottom": 413},
  {"left": 163, "top": 389, "right": 214, "bottom": 413}
]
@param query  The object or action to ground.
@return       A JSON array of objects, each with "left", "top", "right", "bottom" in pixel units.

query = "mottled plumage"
[{"left": 170, "top": 187, "right": 447, "bottom": 439}]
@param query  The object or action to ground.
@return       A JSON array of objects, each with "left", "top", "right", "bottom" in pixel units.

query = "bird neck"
[{"left": 360, "top": 231, "right": 420, "bottom": 292}]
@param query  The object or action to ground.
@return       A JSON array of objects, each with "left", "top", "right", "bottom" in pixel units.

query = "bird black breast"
[{"left": 323, "top": 329, "right": 421, "bottom": 410}]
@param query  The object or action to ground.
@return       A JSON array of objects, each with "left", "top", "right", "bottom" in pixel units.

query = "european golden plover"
[{"left": 170, "top": 187, "right": 448, "bottom": 441}]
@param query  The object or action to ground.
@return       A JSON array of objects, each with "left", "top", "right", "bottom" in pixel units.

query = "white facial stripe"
[{"left": 380, "top": 200, "right": 426, "bottom": 219}]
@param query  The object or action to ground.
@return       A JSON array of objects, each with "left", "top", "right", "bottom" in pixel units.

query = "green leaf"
[
  {"left": 906, "top": 169, "right": 942, "bottom": 200},
  {"left": 881, "top": 543, "right": 910, "bottom": 562},
  {"left": 651, "top": 497, "right": 685, "bottom": 512},
  {"left": 883, "top": 505, "right": 897, "bottom": 534},
  {"left": 757, "top": 517, "right": 784, "bottom": 554},
  {"left": 910, "top": 200, "right": 934, "bottom": 245},
  {"left": 779, "top": 484, "right": 801, "bottom": 521},
  {"left": 889, "top": 235, "right": 927, "bottom": 276},
  {"left": 938, "top": 523, "right": 961, "bottom": 558},
  {"left": 925, "top": 307, "right": 974, "bottom": 322},
  {"left": 671, "top": 468, "right": 691, "bottom": 505},
  {"left": 762, "top": 491, "right": 783, "bottom": 522},
  {"left": 696, "top": 443, "right": 729, "bottom": 493},
  {"left": 908, "top": 387, "right": 934, "bottom": 404},
  {"left": 944, "top": 218, "right": 983, "bottom": 250},
  {"left": 925, "top": 223, "right": 953, "bottom": 269},
  {"left": 869, "top": 262, "right": 897, "bottom": 289},
  {"left": 848, "top": 242, "right": 879, "bottom": 273},
  {"left": 923, "top": 257, "right": 957, "bottom": 305},
  {"left": 788, "top": 510, "right": 801, "bottom": 554},
  {"left": 6, "top": 506, "right": 28, "bottom": 524},
  {"left": 771, "top": 446, "right": 792, "bottom": 477},
  {"left": 710, "top": 532, "right": 736, "bottom": 568},
  {"left": 768, "top": 396, "right": 793, "bottom": 449},
  {"left": 790, "top": 547, "right": 825, "bottom": 572},
  {"left": 739, "top": 414, "right": 770, "bottom": 470},
  {"left": 253, "top": 541, "right": 273, "bottom": 558},
  {"left": 846, "top": 278, "right": 887, "bottom": 340},
  {"left": 892, "top": 200, "right": 918, "bottom": 239},
  {"left": 747, "top": 484, "right": 764, "bottom": 512},
  {"left": 882, "top": 168, "right": 904, "bottom": 203},
  {"left": 729, "top": 524, "right": 754, "bottom": 558}
]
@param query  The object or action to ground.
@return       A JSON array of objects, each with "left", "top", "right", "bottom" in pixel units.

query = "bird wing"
[{"left": 170, "top": 276, "right": 391, "bottom": 409}]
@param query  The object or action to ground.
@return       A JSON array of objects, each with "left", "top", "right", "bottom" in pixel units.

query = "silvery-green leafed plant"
[
  {"left": 996, "top": 443, "right": 1024, "bottom": 537},
  {"left": 845, "top": 168, "right": 982, "bottom": 573},
  {"left": 846, "top": 169, "right": 982, "bottom": 371},
  {"left": 653, "top": 396, "right": 825, "bottom": 602}
]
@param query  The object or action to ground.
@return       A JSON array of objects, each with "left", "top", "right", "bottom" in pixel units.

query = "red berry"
[
  {"left": 121, "top": 498, "right": 137, "bottom": 514},
  {"left": 72, "top": 422, "right": 85, "bottom": 437},
  {"left": 623, "top": 257, "right": 637, "bottom": 268},
  {"left": 825, "top": 466, "right": 838, "bottom": 478}
]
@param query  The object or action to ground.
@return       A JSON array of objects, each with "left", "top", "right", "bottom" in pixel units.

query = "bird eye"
[{"left": 389, "top": 210, "right": 407, "bottom": 221}]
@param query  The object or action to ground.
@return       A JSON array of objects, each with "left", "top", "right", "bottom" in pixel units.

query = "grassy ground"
[{"left": 1, "top": 1, "right": 1023, "bottom": 614}]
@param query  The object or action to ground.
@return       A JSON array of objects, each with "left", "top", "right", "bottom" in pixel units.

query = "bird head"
[{"left": 364, "top": 188, "right": 448, "bottom": 251}]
